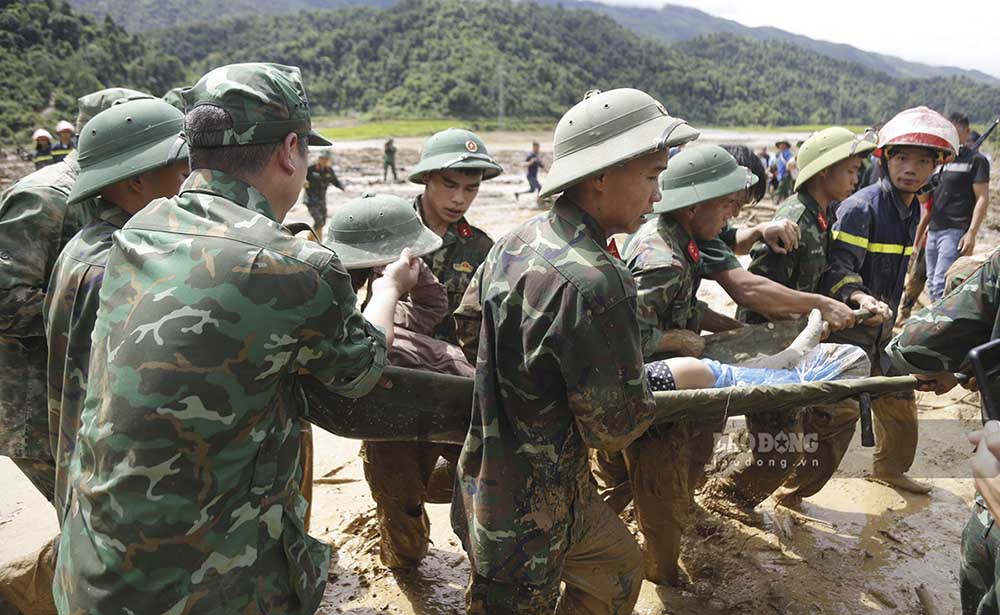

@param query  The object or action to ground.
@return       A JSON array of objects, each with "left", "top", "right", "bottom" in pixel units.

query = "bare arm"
[
  {"left": 731, "top": 219, "right": 800, "bottom": 255},
  {"left": 710, "top": 266, "right": 854, "bottom": 330},
  {"left": 960, "top": 182, "right": 990, "bottom": 256}
]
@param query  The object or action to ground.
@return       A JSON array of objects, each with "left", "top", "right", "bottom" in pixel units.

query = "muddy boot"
[
  {"left": 867, "top": 473, "right": 932, "bottom": 494},
  {"left": 424, "top": 457, "right": 455, "bottom": 504},
  {"left": 698, "top": 478, "right": 762, "bottom": 526}
]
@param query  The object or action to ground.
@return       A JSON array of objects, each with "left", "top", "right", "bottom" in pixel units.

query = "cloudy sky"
[{"left": 598, "top": 0, "right": 1000, "bottom": 78}]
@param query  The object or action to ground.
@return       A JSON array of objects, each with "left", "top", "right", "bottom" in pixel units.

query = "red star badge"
[
  {"left": 457, "top": 221, "right": 473, "bottom": 238},
  {"left": 817, "top": 211, "right": 828, "bottom": 232},
  {"left": 686, "top": 240, "right": 701, "bottom": 263},
  {"left": 607, "top": 237, "right": 621, "bottom": 259}
]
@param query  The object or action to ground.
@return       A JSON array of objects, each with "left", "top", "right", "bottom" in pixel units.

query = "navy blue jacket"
[{"left": 822, "top": 177, "right": 918, "bottom": 372}]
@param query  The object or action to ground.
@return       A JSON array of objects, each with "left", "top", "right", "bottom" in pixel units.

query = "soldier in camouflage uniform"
[
  {"left": 0, "top": 87, "right": 147, "bottom": 503},
  {"left": 325, "top": 193, "right": 478, "bottom": 569},
  {"left": 887, "top": 249, "right": 999, "bottom": 614},
  {"left": 590, "top": 144, "right": 758, "bottom": 585},
  {"left": 353, "top": 129, "right": 502, "bottom": 570},
  {"left": 452, "top": 88, "right": 699, "bottom": 614},
  {"left": 0, "top": 86, "right": 147, "bottom": 615},
  {"left": 53, "top": 63, "right": 420, "bottom": 615},
  {"left": 44, "top": 96, "right": 189, "bottom": 525},
  {"left": 703, "top": 127, "right": 877, "bottom": 514}
]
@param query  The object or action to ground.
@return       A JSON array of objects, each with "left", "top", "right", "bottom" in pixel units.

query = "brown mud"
[{"left": 2, "top": 131, "right": 999, "bottom": 614}]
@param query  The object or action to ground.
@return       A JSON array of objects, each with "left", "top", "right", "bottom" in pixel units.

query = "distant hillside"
[
  {"left": 0, "top": 0, "right": 185, "bottom": 144},
  {"left": 67, "top": 0, "right": 999, "bottom": 87},
  {"left": 149, "top": 0, "right": 1000, "bottom": 125},
  {"left": 541, "top": 1, "right": 1000, "bottom": 86}
]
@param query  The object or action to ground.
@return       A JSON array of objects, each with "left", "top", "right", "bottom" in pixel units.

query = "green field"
[
  {"left": 317, "top": 118, "right": 555, "bottom": 140},
  {"left": 315, "top": 118, "right": 884, "bottom": 141}
]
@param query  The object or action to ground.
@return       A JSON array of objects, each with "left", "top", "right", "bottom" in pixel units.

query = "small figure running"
[{"left": 514, "top": 140, "right": 544, "bottom": 204}]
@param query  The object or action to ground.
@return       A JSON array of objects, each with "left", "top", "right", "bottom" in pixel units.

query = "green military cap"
[
  {"left": 183, "top": 62, "right": 332, "bottom": 147},
  {"left": 76, "top": 87, "right": 150, "bottom": 132},
  {"left": 408, "top": 128, "right": 503, "bottom": 184},
  {"left": 794, "top": 127, "right": 877, "bottom": 191},
  {"left": 68, "top": 97, "right": 188, "bottom": 205},
  {"left": 653, "top": 144, "right": 757, "bottom": 213},
  {"left": 540, "top": 88, "right": 700, "bottom": 198},
  {"left": 324, "top": 193, "right": 442, "bottom": 269},
  {"left": 162, "top": 86, "right": 187, "bottom": 112}
]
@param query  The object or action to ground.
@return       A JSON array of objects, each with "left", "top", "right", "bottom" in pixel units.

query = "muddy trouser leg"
[
  {"left": 9, "top": 457, "right": 56, "bottom": 503},
  {"left": 899, "top": 245, "right": 927, "bottom": 317},
  {"left": 775, "top": 399, "right": 860, "bottom": 500},
  {"left": 0, "top": 532, "right": 58, "bottom": 615},
  {"left": 625, "top": 424, "right": 691, "bottom": 586},
  {"left": 465, "top": 484, "right": 643, "bottom": 615},
  {"left": 709, "top": 410, "right": 805, "bottom": 508},
  {"left": 590, "top": 449, "right": 633, "bottom": 515},
  {"left": 961, "top": 501, "right": 1000, "bottom": 615},
  {"left": 361, "top": 441, "right": 441, "bottom": 568},
  {"left": 871, "top": 392, "right": 919, "bottom": 476},
  {"left": 299, "top": 423, "right": 314, "bottom": 533},
  {"left": 688, "top": 415, "right": 725, "bottom": 492}
]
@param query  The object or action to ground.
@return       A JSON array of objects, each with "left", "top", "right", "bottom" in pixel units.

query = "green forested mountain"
[
  {"left": 150, "top": 0, "right": 1000, "bottom": 125},
  {"left": 66, "top": 0, "right": 999, "bottom": 86},
  {"left": 533, "top": 1, "right": 1000, "bottom": 86},
  {"left": 4, "top": 0, "right": 999, "bottom": 147},
  {"left": 0, "top": 0, "right": 185, "bottom": 143}
]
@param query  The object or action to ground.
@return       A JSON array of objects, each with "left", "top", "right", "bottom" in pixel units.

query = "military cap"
[
  {"left": 408, "top": 128, "right": 503, "bottom": 183},
  {"left": 183, "top": 62, "right": 332, "bottom": 147},
  {"left": 76, "top": 87, "right": 150, "bottom": 132},
  {"left": 540, "top": 88, "right": 699, "bottom": 198},
  {"left": 653, "top": 144, "right": 757, "bottom": 213},
  {"left": 68, "top": 97, "right": 188, "bottom": 205},
  {"left": 794, "top": 127, "right": 876, "bottom": 191},
  {"left": 324, "top": 193, "right": 442, "bottom": 269}
]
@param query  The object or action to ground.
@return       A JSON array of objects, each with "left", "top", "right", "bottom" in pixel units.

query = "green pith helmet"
[
  {"left": 68, "top": 98, "right": 188, "bottom": 205},
  {"left": 162, "top": 86, "right": 187, "bottom": 112},
  {"left": 324, "top": 193, "right": 443, "bottom": 269},
  {"left": 76, "top": 87, "right": 150, "bottom": 132},
  {"left": 408, "top": 128, "right": 503, "bottom": 184},
  {"left": 794, "top": 126, "right": 877, "bottom": 191},
  {"left": 540, "top": 88, "right": 700, "bottom": 198},
  {"left": 653, "top": 144, "right": 757, "bottom": 213}
]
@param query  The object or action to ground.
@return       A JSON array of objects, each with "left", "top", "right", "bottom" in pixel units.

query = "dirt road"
[{"left": 1, "top": 131, "right": 997, "bottom": 614}]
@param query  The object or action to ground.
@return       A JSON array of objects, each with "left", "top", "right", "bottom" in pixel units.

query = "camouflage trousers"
[
  {"left": 466, "top": 483, "right": 643, "bottom": 614},
  {"left": 590, "top": 420, "right": 715, "bottom": 586},
  {"left": 9, "top": 457, "right": 55, "bottom": 503},
  {"left": 361, "top": 441, "right": 460, "bottom": 568},
  {"left": 0, "top": 533, "right": 58, "bottom": 615},
  {"left": 962, "top": 500, "right": 1000, "bottom": 615}
]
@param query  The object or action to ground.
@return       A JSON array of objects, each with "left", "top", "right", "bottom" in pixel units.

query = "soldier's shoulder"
[
  {"left": 774, "top": 196, "right": 807, "bottom": 222},
  {"left": 0, "top": 162, "right": 75, "bottom": 216},
  {"left": 61, "top": 218, "right": 119, "bottom": 267},
  {"left": 523, "top": 214, "right": 635, "bottom": 313},
  {"left": 624, "top": 218, "right": 681, "bottom": 271}
]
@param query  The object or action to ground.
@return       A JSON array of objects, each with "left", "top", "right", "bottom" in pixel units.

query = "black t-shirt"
[
  {"left": 526, "top": 152, "right": 542, "bottom": 179},
  {"left": 304, "top": 164, "right": 343, "bottom": 205},
  {"left": 930, "top": 146, "right": 990, "bottom": 231}
]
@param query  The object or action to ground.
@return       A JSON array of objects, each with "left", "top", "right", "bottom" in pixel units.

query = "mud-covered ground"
[{"left": 2, "top": 130, "right": 999, "bottom": 614}]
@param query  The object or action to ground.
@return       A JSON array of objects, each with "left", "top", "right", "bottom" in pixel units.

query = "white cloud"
[{"left": 594, "top": 0, "right": 1000, "bottom": 78}]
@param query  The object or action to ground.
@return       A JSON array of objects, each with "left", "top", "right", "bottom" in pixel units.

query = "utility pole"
[{"left": 497, "top": 57, "right": 505, "bottom": 129}]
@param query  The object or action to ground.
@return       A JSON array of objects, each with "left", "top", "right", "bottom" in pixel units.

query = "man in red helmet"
[{"left": 783, "top": 107, "right": 959, "bottom": 498}]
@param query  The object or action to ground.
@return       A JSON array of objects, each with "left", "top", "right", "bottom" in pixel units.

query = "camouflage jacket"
[
  {"left": 54, "top": 170, "right": 387, "bottom": 615},
  {"left": 415, "top": 195, "right": 493, "bottom": 344},
  {"left": 740, "top": 190, "right": 834, "bottom": 323},
  {"left": 451, "top": 197, "right": 656, "bottom": 586},
  {"left": 44, "top": 200, "right": 130, "bottom": 524},
  {"left": 698, "top": 224, "right": 742, "bottom": 276},
  {"left": 888, "top": 249, "right": 999, "bottom": 374},
  {"left": 623, "top": 214, "right": 703, "bottom": 358},
  {"left": 0, "top": 153, "right": 95, "bottom": 459}
]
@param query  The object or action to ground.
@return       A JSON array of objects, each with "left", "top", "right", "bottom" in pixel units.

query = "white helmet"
[
  {"left": 31, "top": 128, "right": 53, "bottom": 142},
  {"left": 877, "top": 106, "right": 959, "bottom": 162},
  {"left": 55, "top": 120, "right": 75, "bottom": 134}
]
